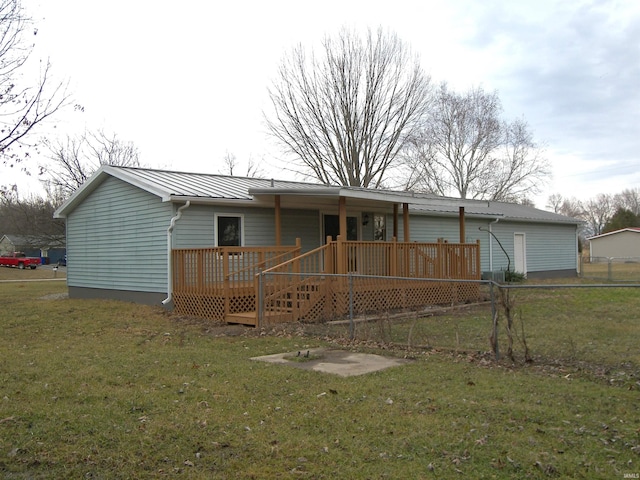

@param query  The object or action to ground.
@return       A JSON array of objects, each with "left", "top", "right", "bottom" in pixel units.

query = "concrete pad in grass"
[{"left": 251, "top": 348, "right": 410, "bottom": 377}]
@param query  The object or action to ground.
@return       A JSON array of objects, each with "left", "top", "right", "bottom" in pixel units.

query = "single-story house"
[
  {"left": 53, "top": 166, "right": 580, "bottom": 323},
  {"left": 0, "top": 234, "right": 66, "bottom": 264},
  {"left": 587, "top": 227, "right": 640, "bottom": 260}
]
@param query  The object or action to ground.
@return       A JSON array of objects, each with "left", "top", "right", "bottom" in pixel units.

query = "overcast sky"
[{"left": 16, "top": 0, "right": 640, "bottom": 208}]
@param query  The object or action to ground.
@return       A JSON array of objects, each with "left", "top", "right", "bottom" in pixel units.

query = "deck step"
[
  {"left": 225, "top": 310, "right": 294, "bottom": 326},
  {"left": 225, "top": 311, "right": 257, "bottom": 326}
]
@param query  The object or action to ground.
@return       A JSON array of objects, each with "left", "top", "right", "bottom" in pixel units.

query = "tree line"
[{"left": 547, "top": 189, "right": 640, "bottom": 239}]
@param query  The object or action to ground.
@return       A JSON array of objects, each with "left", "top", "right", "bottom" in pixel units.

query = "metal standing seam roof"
[
  {"left": 410, "top": 201, "right": 583, "bottom": 224},
  {"left": 112, "top": 166, "right": 316, "bottom": 200},
  {"left": 53, "top": 165, "right": 582, "bottom": 225},
  {"left": 587, "top": 227, "right": 640, "bottom": 240}
]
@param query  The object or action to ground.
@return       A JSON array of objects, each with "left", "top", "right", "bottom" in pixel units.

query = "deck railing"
[
  {"left": 336, "top": 238, "right": 480, "bottom": 278},
  {"left": 171, "top": 237, "right": 481, "bottom": 324},
  {"left": 171, "top": 242, "right": 301, "bottom": 320},
  {"left": 258, "top": 242, "right": 333, "bottom": 324},
  {"left": 258, "top": 237, "right": 481, "bottom": 325}
]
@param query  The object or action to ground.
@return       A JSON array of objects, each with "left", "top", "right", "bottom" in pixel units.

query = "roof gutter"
[
  {"left": 162, "top": 201, "right": 190, "bottom": 306},
  {"left": 489, "top": 217, "right": 500, "bottom": 272}
]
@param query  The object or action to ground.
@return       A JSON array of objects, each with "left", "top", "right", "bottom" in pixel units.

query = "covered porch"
[{"left": 170, "top": 186, "right": 481, "bottom": 325}]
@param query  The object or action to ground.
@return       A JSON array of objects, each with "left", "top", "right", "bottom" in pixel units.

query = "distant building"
[
  {"left": 0, "top": 234, "right": 66, "bottom": 264},
  {"left": 587, "top": 228, "right": 640, "bottom": 260}
]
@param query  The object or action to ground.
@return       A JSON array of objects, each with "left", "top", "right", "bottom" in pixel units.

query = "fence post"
[
  {"left": 490, "top": 281, "right": 500, "bottom": 360},
  {"left": 578, "top": 255, "right": 583, "bottom": 278},
  {"left": 608, "top": 258, "right": 613, "bottom": 282},
  {"left": 257, "top": 271, "right": 264, "bottom": 328},
  {"left": 349, "top": 273, "right": 355, "bottom": 340}
]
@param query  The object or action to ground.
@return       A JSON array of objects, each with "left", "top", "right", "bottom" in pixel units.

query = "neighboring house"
[
  {"left": 53, "top": 166, "right": 580, "bottom": 322},
  {"left": 587, "top": 228, "right": 640, "bottom": 260},
  {"left": 0, "top": 234, "right": 66, "bottom": 264}
]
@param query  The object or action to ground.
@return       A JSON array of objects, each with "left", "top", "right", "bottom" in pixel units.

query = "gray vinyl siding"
[
  {"left": 172, "top": 204, "right": 215, "bottom": 248},
  {"left": 174, "top": 205, "right": 320, "bottom": 252},
  {"left": 281, "top": 209, "right": 320, "bottom": 251},
  {"left": 391, "top": 214, "right": 577, "bottom": 275},
  {"left": 491, "top": 221, "right": 577, "bottom": 273},
  {"left": 391, "top": 213, "right": 487, "bottom": 262},
  {"left": 66, "top": 176, "right": 171, "bottom": 293}
]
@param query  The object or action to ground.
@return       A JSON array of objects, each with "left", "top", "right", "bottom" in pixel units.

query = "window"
[{"left": 215, "top": 214, "right": 243, "bottom": 247}]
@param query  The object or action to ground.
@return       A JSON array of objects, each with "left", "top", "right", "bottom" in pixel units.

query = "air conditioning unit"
[{"left": 481, "top": 270, "right": 505, "bottom": 283}]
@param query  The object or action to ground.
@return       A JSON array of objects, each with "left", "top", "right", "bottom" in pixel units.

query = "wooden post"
[
  {"left": 275, "top": 195, "right": 282, "bottom": 246},
  {"left": 437, "top": 239, "right": 444, "bottom": 278},
  {"left": 222, "top": 250, "right": 229, "bottom": 317},
  {"left": 291, "top": 238, "right": 302, "bottom": 275},
  {"left": 324, "top": 236, "right": 333, "bottom": 273},
  {"left": 459, "top": 206, "right": 465, "bottom": 244},
  {"left": 336, "top": 234, "right": 345, "bottom": 274},
  {"left": 339, "top": 196, "right": 347, "bottom": 240},
  {"left": 475, "top": 239, "right": 481, "bottom": 279},
  {"left": 403, "top": 203, "right": 410, "bottom": 242},
  {"left": 393, "top": 204, "right": 399, "bottom": 239},
  {"left": 390, "top": 236, "right": 397, "bottom": 276}
]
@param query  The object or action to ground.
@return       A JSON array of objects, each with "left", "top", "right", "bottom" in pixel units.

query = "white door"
[{"left": 514, "top": 233, "right": 526, "bottom": 275}]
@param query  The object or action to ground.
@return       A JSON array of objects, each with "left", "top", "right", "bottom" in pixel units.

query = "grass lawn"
[
  {"left": 0, "top": 265, "right": 66, "bottom": 281},
  {"left": 1, "top": 278, "right": 639, "bottom": 479}
]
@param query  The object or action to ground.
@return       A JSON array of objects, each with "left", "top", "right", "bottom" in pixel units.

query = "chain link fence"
[
  {"left": 260, "top": 273, "right": 640, "bottom": 380},
  {"left": 580, "top": 256, "right": 640, "bottom": 282}
]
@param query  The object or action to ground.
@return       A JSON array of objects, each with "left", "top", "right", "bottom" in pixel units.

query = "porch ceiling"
[
  {"left": 248, "top": 186, "right": 504, "bottom": 216},
  {"left": 250, "top": 191, "right": 399, "bottom": 212}
]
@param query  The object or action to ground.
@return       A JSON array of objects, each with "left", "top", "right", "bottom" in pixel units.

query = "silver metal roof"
[{"left": 54, "top": 165, "right": 581, "bottom": 225}]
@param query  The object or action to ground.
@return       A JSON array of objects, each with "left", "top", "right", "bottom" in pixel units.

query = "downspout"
[
  {"left": 162, "top": 201, "right": 190, "bottom": 306},
  {"left": 479, "top": 219, "right": 511, "bottom": 274},
  {"left": 481, "top": 217, "right": 500, "bottom": 272}
]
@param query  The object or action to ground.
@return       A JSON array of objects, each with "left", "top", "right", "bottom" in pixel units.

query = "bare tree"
[
  {"left": 40, "top": 130, "right": 140, "bottom": 198},
  {"left": 265, "top": 27, "right": 432, "bottom": 188},
  {"left": 403, "top": 83, "right": 550, "bottom": 201},
  {"left": 0, "top": 0, "right": 68, "bottom": 167},
  {"left": 613, "top": 188, "right": 640, "bottom": 217},
  {"left": 582, "top": 193, "right": 615, "bottom": 237},
  {"left": 546, "top": 193, "right": 584, "bottom": 218},
  {"left": 218, "top": 151, "right": 264, "bottom": 177},
  {"left": 546, "top": 193, "right": 564, "bottom": 213},
  {"left": 0, "top": 190, "right": 64, "bottom": 240}
]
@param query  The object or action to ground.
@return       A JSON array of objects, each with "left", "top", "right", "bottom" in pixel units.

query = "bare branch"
[
  {"left": 403, "top": 84, "right": 549, "bottom": 202},
  {"left": 265, "top": 27, "right": 432, "bottom": 188},
  {"left": 0, "top": 0, "right": 70, "bottom": 166},
  {"left": 40, "top": 130, "right": 140, "bottom": 198},
  {"left": 582, "top": 193, "right": 615, "bottom": 237}
]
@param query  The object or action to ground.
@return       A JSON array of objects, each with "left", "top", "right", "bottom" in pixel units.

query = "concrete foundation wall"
[{"left": 68, "top": 286, "right": 169, "bottom": 307}]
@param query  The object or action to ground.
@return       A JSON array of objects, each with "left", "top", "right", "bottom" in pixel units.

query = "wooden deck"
[{"left": 171, "top": 238, "right": 481, "bottom": 325}]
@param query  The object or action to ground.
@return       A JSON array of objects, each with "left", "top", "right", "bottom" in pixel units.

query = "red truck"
[{"left": 0, "top": 252, "right": 41, "bottom": 269}]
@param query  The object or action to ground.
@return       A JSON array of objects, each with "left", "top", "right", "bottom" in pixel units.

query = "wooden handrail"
[
  {"left": 261, "top": 243, "right": 332, "bottom": 275},
  {"left": 225, "top": 245, "right": 301, "bottom": 280}
]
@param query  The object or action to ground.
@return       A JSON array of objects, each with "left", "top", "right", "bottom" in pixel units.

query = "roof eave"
[
  {"left": 54, "top": 165, "right": 176, "bottom": 218},
  {"left": 168, "top": 195, "right": 255, "bottom": 205}
]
